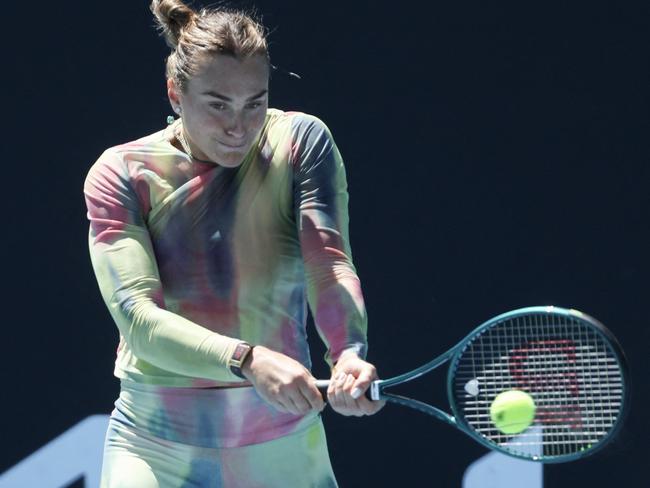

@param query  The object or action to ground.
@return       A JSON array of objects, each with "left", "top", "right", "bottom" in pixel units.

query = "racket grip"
[
  {"left": 314, "top": 379, "right": 377, "bottom": 400},
  {"left": 315, "top": 379, "right": 330, "bottom": 398}
]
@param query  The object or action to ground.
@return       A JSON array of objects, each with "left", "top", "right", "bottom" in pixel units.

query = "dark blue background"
[{"left": 2, "top": 1, "right": 647, "bottom": 486}]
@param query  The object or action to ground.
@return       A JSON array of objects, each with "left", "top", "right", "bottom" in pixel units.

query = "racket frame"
[{"left": 368, "top": 306, "right": 629, "bottom": 463}]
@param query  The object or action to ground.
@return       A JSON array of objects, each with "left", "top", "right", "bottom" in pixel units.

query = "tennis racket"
[{"left": 316, "top": 306, "right": 628, "bottom": 463}]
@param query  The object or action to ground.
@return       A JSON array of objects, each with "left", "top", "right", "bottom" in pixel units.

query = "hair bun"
[{"left": 151, "top": 0, "right": 195, "bottom": 48}]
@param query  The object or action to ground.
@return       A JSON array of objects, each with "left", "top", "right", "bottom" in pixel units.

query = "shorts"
[{"left": 100, "top": 408, "right": 338, "bottom": 487}]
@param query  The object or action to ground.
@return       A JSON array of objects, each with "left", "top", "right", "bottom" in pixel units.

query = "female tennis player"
[{"left": 84, "top": 1, "right": 383, "bottom": 486}]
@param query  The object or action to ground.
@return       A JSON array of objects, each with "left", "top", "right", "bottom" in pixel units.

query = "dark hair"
[{"left": 150, "top": 0, "right": 269, "bottom": 91}]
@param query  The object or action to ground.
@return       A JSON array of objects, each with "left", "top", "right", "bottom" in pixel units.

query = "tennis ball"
[{"left": 490, "top": 390, "right": 536, "bottom": 435}]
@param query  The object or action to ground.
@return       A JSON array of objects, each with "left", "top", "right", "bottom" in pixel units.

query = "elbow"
[{"left": 108, "top": 288, "right": 163, "bottom": 359}]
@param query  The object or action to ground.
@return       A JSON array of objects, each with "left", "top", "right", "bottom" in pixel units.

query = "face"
[{"left": 168, "top": 54, "right": 269, "bottom": 167}]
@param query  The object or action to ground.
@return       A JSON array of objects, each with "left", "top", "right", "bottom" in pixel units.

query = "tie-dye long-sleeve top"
[{"left": 85, "top": 109, "right": 368, "bottom": 389}]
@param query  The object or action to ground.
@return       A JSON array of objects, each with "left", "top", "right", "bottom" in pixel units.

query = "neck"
[{"left": 176, "top": 124, "right": 213, "bottom": 164}]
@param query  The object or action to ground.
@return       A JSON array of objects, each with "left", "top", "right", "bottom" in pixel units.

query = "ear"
[{"left": 167, "top": 78, "right": 182, "bottom": 112}]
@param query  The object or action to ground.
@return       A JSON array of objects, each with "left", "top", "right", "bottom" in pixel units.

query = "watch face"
[
  {"left": 233, "top": 347, "right": 245, "bottom": 361},
  {"left": 230, "top": 343, "right": 252, "bottom": 379},
  {"left": 232, "top": 343, "right": 251, "bottom": 364}
]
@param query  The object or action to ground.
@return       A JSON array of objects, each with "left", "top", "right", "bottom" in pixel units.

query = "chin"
[
  {"left": 219, "top": 159, "right": 245, "bottom": 168},
  {"left": 214, "top": 152, "right": 246, "bottom": 168},
  {"left": 214, "top": 145, "right": 253, "bottom": 167}
]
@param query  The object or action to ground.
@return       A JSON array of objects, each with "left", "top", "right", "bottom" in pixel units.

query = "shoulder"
[
  {"left": 85, "top": 126, "right": 174, "bottom": 184},
  {"left": 265, "top": 109, "right": 334, "bottom": 141}
]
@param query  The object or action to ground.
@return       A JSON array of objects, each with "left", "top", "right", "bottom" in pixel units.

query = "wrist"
[
  {"left": 241, "top": 344, "right": 259, "bottom": 380},
  {"left": 228, "top": 342, "right": 254, "bottom": 379},
  {"left": 335, "top": 349, "right": 359, "bottom": 366}
]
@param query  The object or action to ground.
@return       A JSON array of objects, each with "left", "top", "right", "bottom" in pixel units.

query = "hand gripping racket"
[{"left": 317, "top": 306, "right": 628, "bottom": 463}]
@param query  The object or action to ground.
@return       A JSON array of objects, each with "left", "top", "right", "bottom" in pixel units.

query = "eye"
[
  {"left": 210, "top": 102, "right": 227, "bottom": 111},
  {"left": 246, "top": 101, "right": 264, "bottom": 110}
]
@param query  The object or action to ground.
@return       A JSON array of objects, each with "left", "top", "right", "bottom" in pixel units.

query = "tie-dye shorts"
[{"left": 99, "top": 383, "right": 338, "bottom": 487}]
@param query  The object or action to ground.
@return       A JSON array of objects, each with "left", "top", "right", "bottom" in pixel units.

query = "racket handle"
[
  {"left": 314, "top": 379, "right": 378, "bottom": 400},
  {"left": 314, "top": 379, "right": 330, "bottom": 396}
]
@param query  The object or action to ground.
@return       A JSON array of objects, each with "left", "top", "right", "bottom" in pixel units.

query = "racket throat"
[{"left": 370, "top": 381, "right": 381, "bottom": 401}]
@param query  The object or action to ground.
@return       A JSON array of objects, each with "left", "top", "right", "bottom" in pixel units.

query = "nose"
[{"left": 225, "top": 112, "right": 246, "bottom": 139}]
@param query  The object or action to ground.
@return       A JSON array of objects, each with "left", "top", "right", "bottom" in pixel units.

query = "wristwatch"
[{"left": 229, "top": 342, "right": 253, "bottom": 379}]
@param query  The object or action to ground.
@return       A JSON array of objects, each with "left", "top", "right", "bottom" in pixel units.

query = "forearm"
[
  {"left": 300, "top": 214, "right": 368, "bottom": 365},
  {"left": 292, "top": 116, "right": 369, "bottom": 365},
  {"left": 110, "top": 299, "right": 241, "bottom": 381},
  {"left": 306, "top": 266, "right": 368, "bottom": 363},
  {"left": 91, "top": 235, "right": 242, "bottom": 382}
]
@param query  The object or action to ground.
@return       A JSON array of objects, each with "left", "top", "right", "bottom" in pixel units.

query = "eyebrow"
[{"left": 201, "top": 89, "right": 268, "bottom": 102}]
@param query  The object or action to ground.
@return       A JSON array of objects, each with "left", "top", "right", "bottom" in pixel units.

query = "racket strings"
[{"left": 452, "top": 312, "right": 624, "bottom": 460}]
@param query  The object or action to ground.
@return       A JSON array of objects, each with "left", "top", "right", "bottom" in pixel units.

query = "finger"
[
  {"left": 351, "top": 367, "right": 376, "bottom": 400},
  {"left": 287, "top": 393, "right": 311, "bottom": 415},
  {"left": 280, "top": 377, "right": 313, "bottom": 414},
  {"left": 272, "top": 392, "right": 297, "bottom": 414},
  {"left": 340, "top": 373, "right": 378, "bottom": 416},
  {"left": 255, "top": 389, "right": 290, "bottom": 414},
  {"left": 302, "top": 382, "right": 326, "bottom": 411},
  {"left": 355, "top": 395, "right": 385, "bottom": 416},
  {"left": 280, "top": 373, "right": 324, "bottom": 414},
  {"left": 327, "top": 372, "right": 344, "bottom": 400},
  {"left": 269, "top": 398, "right": 291, "bottom": 414},
  {"left": 328, "top": 371, "right": 346, "bottom": 395},
  {"left": 328, "top": 372, "right": 350, "bottom": 411},
  {"left": 341, "top": 374, "right": 362, "bottom": 415}
]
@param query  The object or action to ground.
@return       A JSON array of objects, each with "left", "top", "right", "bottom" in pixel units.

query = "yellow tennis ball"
[{"left": 490, "top": 390, "right": 536, "bottom": 435}]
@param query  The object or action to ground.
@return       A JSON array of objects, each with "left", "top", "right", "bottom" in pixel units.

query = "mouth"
[{"left": 217, "top": 140, "right": 248, "bottom": 149}]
